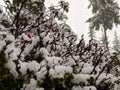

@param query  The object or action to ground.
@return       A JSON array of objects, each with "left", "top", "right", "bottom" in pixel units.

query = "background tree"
[
  {"left": 112, "top": 30, "right": 120, "bottom": 54},
  {"left": 87, "top": 0, "right": 120, "bottom": 51},
  {"left": 100, "top": 30, "right": 109, "bottom": 46},
  {"left": 88, "top": 23, "right": 96, "bottom": 40}
]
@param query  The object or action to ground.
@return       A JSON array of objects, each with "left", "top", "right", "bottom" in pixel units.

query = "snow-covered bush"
[{"left": 0, "top": 0, "right": 120, "bottom": 90}]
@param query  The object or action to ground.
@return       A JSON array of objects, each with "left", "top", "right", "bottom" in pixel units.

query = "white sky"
[
  {"left": 0, "top": 0, "right": 120, "bottom": 46},
  {"left": 45, "top": 0, "right": 91, "bottom": 40},
  {"left": 66, "top": 0, "right": 91, "bottom": 39}
]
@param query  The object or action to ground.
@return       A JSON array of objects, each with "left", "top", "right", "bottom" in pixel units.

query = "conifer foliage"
[
  {"left": 0, "top": 0, "right": 120, "bottom": 90},
  {"left": 87, "top": 0, "right": 120, "bottom": 50},
  {"left": 113, "top": 30, "right": 120, "bottom": 55}
]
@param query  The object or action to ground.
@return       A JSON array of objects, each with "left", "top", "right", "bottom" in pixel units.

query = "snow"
[
  {"left": 20, "top": 61, "right": 40, "bottom": 75},
  {"left": 45, "top": 56, "right": 62, "bottom": 67},
  {"left": 22, "top": 33, "right": 31, "bottom": 41},
  {"left": 0, "top": 31, "right": 7, "bottom": 35},
  {"left": 36, "top": 66, "right": 47, "bottom": 80},
  {"left": 52, "top": 19, "right": 57, "bottom": 26},
  {"left": 36, "top": 88, "right": 44, "bottom": 90},
  {"left": 20, "top": 62, "right": 28, "bottom": 75},
  {"left": 72, "top": 74, "right": 91, "bottom": 84},
  {"left": 49, "top": 65, "right": 73, "bottom": 78},
  {"left": 83, "top": 86, "right": 97, "bottom": 90},
  {"left": 72, "top": 86, "right": 82, "bottom": 90},
  {"left": 0, "top": 40, "right": 6, "bottom": 51},
  {"left": 5, "top": 34, "right": 15, "bottom": 42},
  {"left": 5, "top": 43, "right": 20, "bottom": 60},
  {"left": 56, "top": 45, "right": 61, "bottom": 51},
  {"left": 96, "top": 73, "right": 113, "bottom": 84},
  {"left": 64, "top": 56, "right": 76, "bottom": 66},
  {"left": 23, "top": 36, "right": 39, "bottom": 55},
  {"left": 40, "top": 32, "right": 46, "bottom": 38},
  {"left": 72, "top": 86, "right": 97, "bottom": 90},
  {"left": 27, "top": 61, "right": 40, "bottom": 72},
  {"left": 22, "top": 78, "right": 37, "bottom": 90},
  {"left": 81, "top": 63, "right": 93, "bottom": 74},
  {"left": 64, "top": 58, "right": 76, "bottom": 66},
  {"left": 113, "top": 84, "right": 120, "bottom": 90},
  {"left": 6, "top": 60, "right": 18, "bottom": 77},
  {"left": 46, "top": 45, "right": 51, "bottom": 52},
  {"left": 40, "top": 47, "right": 50, "bottom": 57}
]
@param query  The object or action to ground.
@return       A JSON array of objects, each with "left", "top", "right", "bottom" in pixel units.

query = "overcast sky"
[{"left": 45, "top": 0, "right": 91, "bottom": 41}]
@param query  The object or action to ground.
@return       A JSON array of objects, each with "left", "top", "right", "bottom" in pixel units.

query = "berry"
[
  {"left": 50, "top": 26, "right": 58, "bottom": 32},
  {"left": 27, "top": 33, "right": 32, "bottom": 38}
]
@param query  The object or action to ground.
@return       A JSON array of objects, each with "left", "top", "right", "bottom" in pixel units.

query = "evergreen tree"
[
  {"left": 113, "top": 30, "right": 120, "bottom": 54},
  {"left": 100, "top": 30, "right": 109, "bottom": 46},
  {"left": 87, "top": 0, "right": 120, "bottom": 51},
  {"left": 100, "top": 31, "right": 105, "bottom": 44},
  {"left": 88, "top": 24, "right": 96, "bottom": 40}
]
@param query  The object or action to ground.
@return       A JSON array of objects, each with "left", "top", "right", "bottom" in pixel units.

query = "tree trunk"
[{"left": 103, "top": 29, "right": 109, "bottom": 51}]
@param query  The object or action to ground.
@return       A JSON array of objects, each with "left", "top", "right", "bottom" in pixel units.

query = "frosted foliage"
[
  {"left": 45, "top": 56, "right": 63, "bottom": 67},
  {"left": 83, "top": 86, "right": 97, "bottom": 90},
  {"left": 0, "top": 0, "right": 120, "bottom": 90},
  {"left": 7, "top": 60, "right": 18, "bottom": 76},
  {"left": 5, "top": 34, "right": 15, "bottom": 42},
  {"left": 22, "top": 33, "right": 31, "bottom": 41},
  {"left": 49, "top": 66, "right": 73, "bottom": 78},
  {"left": 0, "top": 40, "right": 6, "bottom": 51},
  {"left": 36, "top": 67, "right": 47, "bottom": 80},
  {"left": 40, "top": 47, "right": 50, "bottom": 56},
  {"left": 36, "top": 88, "right": 44, "bottom": 90},
  {"left": 72, "top": 86, "right": 97, "bottom": 90},
  {"left": 22, "top": 78, "right": 37, "bottom": 90},
  {"left": 20, "top": 62, "right": 28, "bottom": 75},
  {"left": 81, "top": 63, "right": 93, "bottom": 74},
  {"left": 72, "top": 74, "right": 90, "bottom": 84},
  {"left": 27, "top": 61, "right": 40, "bottom": 71},
  {"left": 72, "top": 86, "right": 82, "bottom": 90},
  {"left": 114, "top": 84, "right": 120, "bottom": 90}
]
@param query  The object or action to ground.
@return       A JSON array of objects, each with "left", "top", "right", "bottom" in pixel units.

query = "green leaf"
[{"left": 36, "top": 54, "right": 44, "bottom": 63}]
